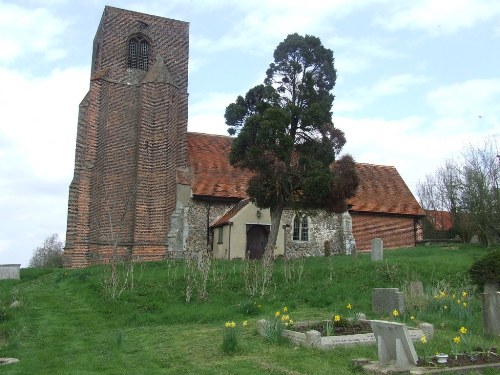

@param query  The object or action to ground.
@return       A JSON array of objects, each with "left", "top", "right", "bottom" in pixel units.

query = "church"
[{"left": 63, "top": 6, "right": 425, "bottom": 268}]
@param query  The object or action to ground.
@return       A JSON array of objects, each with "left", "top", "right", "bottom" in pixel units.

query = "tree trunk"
[{"left": 265, "top": 203, "right": 284, "bottom": 254}]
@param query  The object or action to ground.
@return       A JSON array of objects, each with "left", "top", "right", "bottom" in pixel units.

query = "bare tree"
[
  {"left": 29, "top": 234, "right": 64, "bottom": 268},
  {"left": 417, "top": 135, "right": 499, "bottom": 245}
]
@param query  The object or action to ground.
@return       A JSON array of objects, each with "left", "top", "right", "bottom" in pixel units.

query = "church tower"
[{"left": 64, "top": 7, "right": 189, "bottom": 267}]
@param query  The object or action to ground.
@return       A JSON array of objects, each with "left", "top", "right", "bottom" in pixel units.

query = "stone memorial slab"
[
  {"left": 373, "top": 288, "right": 405, "bottom": 315},
  {"left": 369, "top": 320, "right": 418, "bottom": 368},
  {"left": 0, "top": 264, "right": 20, "bottom": 280},
  {"left": 371, "top": 238, "right": 383, "bottom": 261},
  {"left": 408, "top": 281, "right": 424, "bottom": 297}
]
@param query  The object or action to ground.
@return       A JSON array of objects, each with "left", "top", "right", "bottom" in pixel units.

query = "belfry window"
[
  {"left": 128, "top": 36, "right": 149, "bottom": 70},
  {"left": 292, "top": 215, "right": 309, "bottom": 241}
]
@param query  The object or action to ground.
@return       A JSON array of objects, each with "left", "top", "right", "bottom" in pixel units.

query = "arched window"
[
  {"left": 128, "top": 36, "right": 149, "bottom": 70},
  {"left": 293, "top": 215, "right": 309, "bottom": 241}
]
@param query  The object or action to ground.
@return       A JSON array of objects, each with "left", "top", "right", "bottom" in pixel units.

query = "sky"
[{"left": 1, "top": 0, "right": 499, "bottom": 267}]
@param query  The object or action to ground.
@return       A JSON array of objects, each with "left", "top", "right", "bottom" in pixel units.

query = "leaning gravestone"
[
  {"left": 373, "top": 288, "right": 405, "bottom": 315},
  {"left": 371, "top": 238, "right": 383, "bottom": 261},
  {"left": 0, "top": 264, "right": 20, "bottom": 280},
  {"left": 370, "top": 320, "right": 418, "bottom": 368}
]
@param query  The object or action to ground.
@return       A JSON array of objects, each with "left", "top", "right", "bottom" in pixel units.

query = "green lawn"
[{"left": 1, "top": 245, "right": 499, "bottom": 374}]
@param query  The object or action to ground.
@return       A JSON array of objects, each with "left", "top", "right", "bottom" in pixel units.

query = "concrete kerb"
[{"left": 257, "top": 319, "right": 430, "bottom": 350}]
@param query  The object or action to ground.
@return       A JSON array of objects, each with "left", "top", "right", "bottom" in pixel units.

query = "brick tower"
[{"left": 64, "top": 7, "right": 189, "bottom": 267}]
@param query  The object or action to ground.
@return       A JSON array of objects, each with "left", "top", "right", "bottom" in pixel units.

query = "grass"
[{"left": 1, "top": 244, "right": 499, "bottom": 374}]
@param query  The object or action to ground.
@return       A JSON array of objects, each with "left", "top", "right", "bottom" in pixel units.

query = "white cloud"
[
  {"left": 376, "top": 0, "right": 500, "bottom": 35},
  {"left": 0, "top": 65, "right": 88, "bottom": 267},
  {"left": 0, "top": 3, "right": 68, "bottom": 62}
]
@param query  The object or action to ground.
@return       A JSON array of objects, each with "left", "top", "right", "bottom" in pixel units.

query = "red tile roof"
[
  {"left": 211, "top": 198, "right": 251, "bottom": 227},
  {"left": 187, "top": 132, "right": 425, "bottom": 217},
  {"left": 348, "top": 163, "right": 425, "bottom": 216}
]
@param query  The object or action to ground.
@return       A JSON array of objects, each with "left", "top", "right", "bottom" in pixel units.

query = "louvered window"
[{"left": 128, "top": 36, "right": 149, "bottom": 70}]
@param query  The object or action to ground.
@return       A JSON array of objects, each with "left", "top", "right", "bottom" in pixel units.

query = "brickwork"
[
  {"left": 351, "top": 212, "right": 419, "bottom": 251},
  {"left": 64, "top": 7, "right": 189, "bottom": 267}
]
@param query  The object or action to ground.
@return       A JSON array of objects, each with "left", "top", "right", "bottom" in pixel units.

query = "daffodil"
[
  {"left": 283, "top": 306, "right": 288, "bottom": 313},
  {"left": 440, "top": 291, "right": 446, "bottom": 297},
  {"left": 242, "top": 320, "right": 248, "bottom": 327},
  {"left": 433, "top": 294, "right": 439, "bottom": 300},
  {"left": 453, "top": 336, "right": 461, "bottom": 343},
  {"left": 463, "top": 302, "right": 467, "bottom": 307},
  {"left": 275, "top": 310, "right": 281, "bottom": 317},
  {"left": 462, "top": 291, "right": 467, "bottom": 297},
  {"left": 392, "top": 309, "right": 399, "bottom": 317},
  {"left": 459, "top": 326, "right": 467, "bottom": 334},
  {"left": 444, "top": 305, "right": 448, "bottom": 309},
  {"left": 347, "top": 303, "right": 352, "bottom": 310},
  {"left": 410, "top": 316, "right": 415, "bottom": 320},
  {"left": 230, "top": 321, "right": 236, "bottom": 328},
  {"left": 420, "top": 335, "right": 427, "bottom": 344},
  {"left": 334, "top": 314, "right": 341, "bottom": 322},
  {"left": 282, "top": 315, "right": 290, "bottom": 322}
]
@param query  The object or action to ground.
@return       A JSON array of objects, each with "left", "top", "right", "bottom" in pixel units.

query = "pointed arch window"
[
  {"left": 128, "top": 36, "right": 149, "bottom": 70},
  {"left": 293, "top": 215, "right": 309, "bottom": 241}
]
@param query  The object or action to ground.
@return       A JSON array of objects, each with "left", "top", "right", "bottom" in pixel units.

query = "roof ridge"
[{"left": 188, "top": 131, "right": 232, "bottom": 139}]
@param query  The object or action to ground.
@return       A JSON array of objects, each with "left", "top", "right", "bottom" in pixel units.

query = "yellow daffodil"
[
  {"left": 440, "top": 291, "right": 446, "bottom": 297},
  {"left": 433, "top": 294, "right": 439, "bottom": 300},
  {"left": 392, "top": 309, "right": 399, "bottom": 317},
  {"left": 282, "top": 315, "right": 290, "bottom": 322},
  {"left": 453, "top": 336, "right": 461, "bottom": 343},
  {"left": 444, "top": 305, "right": 448, "bottom": 309},
  {"left": 283, "top": 306, "right": 288, "bottom": 313},
  {"left": 275, "top": 310, "right": 281, "bottom": 317},
  {"left": 230, "top": 321, "right": 236, "bottom": 328},
  {"left": 410, "top": 316, "right": 415, "bottom": 320},
  {"left": 452, "top": 293, "right": 456, "bottom": 299},
  {"left": 243, "top": 320, "right": 248, "bottom": 327},
  {"left": 347, "top": 303, "right": 352, "bottom": 310},
  {"left": 457, "top": 299, "right": 461, "bottom": 304},
  {"left": 460, "top": 326, "right": 467, "bottom": 334},
  {"left": 462, "top": 291, "right": 467, "bottom": 297},
  {"left": 420, "top": 335, "right": 427, "bottom": 344},
  {"left": 463, "top": 302, "right": 467, "bottom": 307},
  {"left": 334, "top": 314, "right": 341, "bottom": 322}
]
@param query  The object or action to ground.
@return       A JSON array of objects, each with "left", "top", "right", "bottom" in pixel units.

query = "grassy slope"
[{"left": 1, "top": 245, "right": 499, "bottom": 374}]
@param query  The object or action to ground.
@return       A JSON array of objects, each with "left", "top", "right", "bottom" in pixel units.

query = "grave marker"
[
  {"left": 372, "top": 288, "right": 405, "bottom": 315},
  {"left": 369, "top": 320, "right": 418, "bottom": 368},
  {"left": 371, "top": 238, "right": 383, "bottom": 261}
]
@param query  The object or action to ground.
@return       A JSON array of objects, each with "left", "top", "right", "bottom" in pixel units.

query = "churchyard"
[{"left": 1, "top": 244, "right": 499, "bottom": 374}]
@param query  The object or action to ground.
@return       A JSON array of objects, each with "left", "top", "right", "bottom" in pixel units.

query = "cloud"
[
  {"left": 336, "top": 73, "right": 429, "bottom": 113},
  {"left": 426, "top": 79, "right": 500, "bottom": 135},
  {"left": 0, "top": 66, "right": 88, "bottom": 266},
  {"left": 188, "top": 92, "right": 235, "bottom": 135},
  {"left": 376, "top": 0, "right": 500, "bottom": 35},
  {"left": 0, "top": 3, "right": 68, "bottom": 62}
]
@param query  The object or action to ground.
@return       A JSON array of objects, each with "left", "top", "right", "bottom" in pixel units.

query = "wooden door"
[{"left": 246, "top": 225, "right": 268, "bottom": 259}]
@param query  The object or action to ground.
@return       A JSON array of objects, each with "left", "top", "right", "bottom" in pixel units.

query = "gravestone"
[
  {"left": 370, "top": 320, "right": 418, "bottom": 368},
  {"left": 0, "top": 264, "right": 20, "bottom": 280},
  {"left": 408, "top": 281, "right": 424, "bottom": 297},
  {"left": 371, "top": 238, "right": 383, "bottom": 261},
  {"left": 373, "top": 288, "right": 405, "bottom": 315},
  {"left": 482, "top": 291, "right": 500, "bottom": 336}
]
